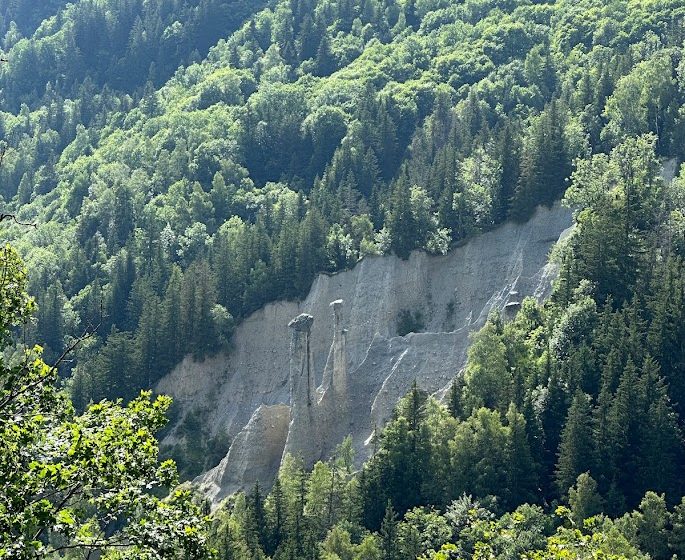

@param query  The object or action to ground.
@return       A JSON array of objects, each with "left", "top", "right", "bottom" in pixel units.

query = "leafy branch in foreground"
[{"left": 0, "top": 243, "right": 215, "bottom": 559}]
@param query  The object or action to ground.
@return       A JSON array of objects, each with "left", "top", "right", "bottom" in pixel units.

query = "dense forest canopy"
[
  {"left": 0, "top": 0, "right": 270, "bottom": 110},
  {"left": 1, "top": 0, "right": 683, "bottom": 419},
  {"left": 1, "top": 0, "right": 685, "bottom": 557},
  {"left": 0, "top": 0, "right": 70, "bottom": 38},
  {"left": 206, "top": 128, "right": 685, "bottom": 560}
]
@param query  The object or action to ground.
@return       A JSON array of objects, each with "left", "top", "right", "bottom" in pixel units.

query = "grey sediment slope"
[{"left": 156, "top": 203, "right": 574, "bottom": 504}]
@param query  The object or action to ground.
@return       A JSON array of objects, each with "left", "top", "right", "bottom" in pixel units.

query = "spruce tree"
[
  {"left": 160, "top": 266, "right": 183, "bottom": 370},
  {"left": 245, "top": 482, "right": 268, "bottom": 553},
  {"left": 555, "top": 391, "right": 595, "bottom": 496},
  {"left": 495, "top": 122, "right": 519, "bottom": 221},
  {"left": 314, "top": 33, "right": 335, "bottom": 76},
  {"left": 448, "top": 377, "right": 464, "bottom": 420},
  {"left": 505, "top": 404, "right": 539, "bottom": 508},
  {"left": 380, "top": 502, "right": 399, "bottom": 560},
  {"left": 568, "top": 473, "right": 604, "bottom": 526},
  {"left": 606, "top": 360, "right": 642, "bottom": 506},
  {"left": 386, "top": 179, "right": 417, "bottom": 259},
  {"left": 267, "top": 478, "right": 285, "bottom": 555},
  {"left": 638, "top": 357, "right": 683, "bottom": 498}
]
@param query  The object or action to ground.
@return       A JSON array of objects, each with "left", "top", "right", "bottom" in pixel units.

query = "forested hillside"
[
  {"left": 0, "top": 0, "right": 269, "bottom": 111},
  {"left": 2, "top": 0, "right": 684, "bottom": 413},
  {"left": 0, "top": 0, "right": 69, "bottom": 38},
  {"left": 208, "top": 133, "right": 685, "bottom": 560},
  {"left": 1, "top": 0, "right": 685, "bottom": 558}
]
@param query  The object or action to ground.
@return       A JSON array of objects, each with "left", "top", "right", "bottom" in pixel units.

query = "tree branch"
[
  {"left": 0, "top": 322, "right": 101, "bottom": 413},
  {"left": 0, "top": 213, "right": 37, "bottom": 228}
]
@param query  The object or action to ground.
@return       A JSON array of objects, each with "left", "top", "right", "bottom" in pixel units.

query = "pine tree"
[
  {"left": 448, "top": 377, "right": 464, "bottom": 420},
  {"left": 160, "top": 266, "right": 183, "bottom": 371},
  {"left": 95, "top": 327, "right": 137, "bottom": 401},
  {"left": 505, "top": 404, "right": 539, "bottom": 508},
  {"left": 298, "top": 14, "right": 319, "bottom": 61},
  {"left": 376, "top": 99, "right": 399, "bottom": 181},
  {"left": 380, "top": 502, "right": 399, "bottom": 560},
  {"left": 404, "top": 0, "right": 419, "bottom": 29},
  {"left": 592, "top": 380, "right": 614, "bottom": 493},
  {"left": 386, "top": 179, "right": 417, "bottom": 259},
  {"left": 541, "top": 364, "right": 569, "bottom": 489},
  {"left": 245, "top": 482, "right": 268, "bottom": 553},
  {"left": 135, "top": 291, "right": 160, "bottom": 388},
  {"left": 108, "top": 250, "right": 135, "bottom": 330},
  {"left": 521, "top": 394, "right": 546, "bottom": 488},
  {"left": 314, "top": 33, "right": 335, "bottom": 76},
  {"left": 297, "top": 207, "right": 327, "bottom": 295},
  {"left": 555, "top": 391, "right": 595, "bottom": 496},
  {"left": 266, "top": 478, "right": 285, "bottom": 555},
  {"left": 189, "top": 259, "right": 218, "bottom": 359},
  {"left": 637, "top": 357, "right": 683, "bottom": 499},
  {"left": 510, "top": 127, "right": 544, "bottom": 221},
  {"left": 495, "top": 122, "right": 520, "bottom": 222},
  {"left": 568, "top": 473, "right": 604, "bottom": 526},
  {"left": 606, "top": 360, "right": 642, "bottom": 507}
]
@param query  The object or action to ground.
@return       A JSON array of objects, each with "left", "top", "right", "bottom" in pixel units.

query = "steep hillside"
[
  {"left": 0, "top": 0, "right": 269, "bottom": 110},
  {"left": 0, "top": 0, "right": 68, "bottom": 38},
  {"left": 2, "top": 0, "right": 683, "bottom": 419},
  {"left": 157, "top": 202, "right": 572, "bottom": 493},
  {"left": 203, "top": 140, "right": 685, "bottom": 560},
  {"left": 2, "top": 0, "right": 685, "bottom": 557}
]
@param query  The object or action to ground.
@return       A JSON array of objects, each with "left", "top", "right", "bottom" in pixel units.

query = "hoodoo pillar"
[
  {"left": 288, "top": 313, "right": 315, "bottom": 407},
  {"left": 284, "top": 312, "right": 320, "bottom": 468}
]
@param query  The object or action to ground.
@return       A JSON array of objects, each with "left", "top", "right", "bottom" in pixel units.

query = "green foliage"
[
  {"left": 568, "top": 473, "right": 604, "bottom": 528},
  {"left": 461, "top": 318, "right": 511, "bottom": 414},
  {"left": 210, "top": 437, "right": 682, "bottom": 560},
  {"left": 2, "top": 0, "right": 683, "bottom": 413},
  {"left": 0, "top": 244, "right": 35, "bottom": 344},
  {"left": 2, "top": 4, "right": 685, "bottom": 559},
  {"left": 0, "top": 244, "right": 213, "bottom": 559}
]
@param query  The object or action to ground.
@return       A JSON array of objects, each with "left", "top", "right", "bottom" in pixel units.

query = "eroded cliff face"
[{"left": 156, "top": 203, "right": 574, "bottom": 504}]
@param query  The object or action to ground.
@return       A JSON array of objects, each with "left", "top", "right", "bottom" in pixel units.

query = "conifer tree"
[
  {"left": 135, "top": 292, "right": 160, "bottom": 388},
  {"left": 266, "top": 477, "right": 285, "bottom": 555},
  {"left": 448, "top": 377, "right": 464, "bottom": 420},
  {"left": 568, "top": 473, "right": 604, "bottom": 526},
  {"left": 556, "top": 391, "right": 595, "bottom": 496},
  {"left": 606, "top": 359, "right": 642, "bottom": 506},
  {"left": 245, "top": 482, "right": 268, "bottom": 553},
  {"left": 314, "top": 33, "right": 335, "bottom": 76},
  {"left": 637, "top": 357, "right": 683, "bottom": 499},
  {"left": 160, "top": 266, "right": 183, "bottom": 370},
  {"left": 495, "top": 122, "right": 520, "bottom": 221},
  {"left": 386, "top": 179, "right": 417, "bottom": 259},
  {"left": 635, "top": 492, "right": 670, "bottom": 560},
  {"left": 505, "top": 404, "right": 539, "bottom": 508},
  {"left": 380, "top": 502, "right": 399, "bottom": 560}
]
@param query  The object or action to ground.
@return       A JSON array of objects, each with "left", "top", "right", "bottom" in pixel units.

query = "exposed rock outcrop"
[
  {"left": 158, "top": 203, "right": 574, "bottom": 502},
  {"left": 199, "top": 404, "right": 290, "bottom": 504},
  {"left": 283, "top": 313, "right": 320, "bottom": 464}
]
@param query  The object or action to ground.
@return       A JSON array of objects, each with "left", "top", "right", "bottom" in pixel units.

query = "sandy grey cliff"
[{"left": 156, "top": 203, "right": 574, "bottom": 504}]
